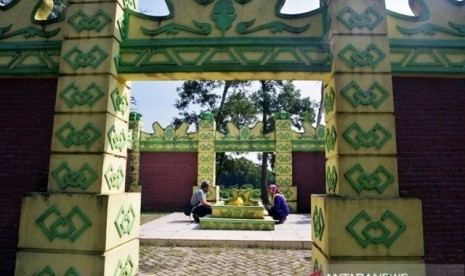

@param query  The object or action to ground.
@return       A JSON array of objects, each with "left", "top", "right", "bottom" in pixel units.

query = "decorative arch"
[{"left": 1, "top": 0, "right": 464, "bottom": 274}]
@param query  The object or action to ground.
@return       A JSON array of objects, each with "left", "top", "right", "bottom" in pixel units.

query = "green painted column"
[
  {"left": 129, "top": 112, "right": 143, "bottom": 192},
  {"left": 197, "top": 111, "right": 219, "bottom": 202},
  {"left": 15, "top": 1, "right": 141, "bottom": 275},
  {"left": 312, "top": 0, "right": 425, "bottom": 275},
  {"left": 274, "top": 111, "right": 298, "bottom": 212}
]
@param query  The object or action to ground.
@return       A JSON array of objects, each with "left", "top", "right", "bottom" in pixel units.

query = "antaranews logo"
[{"left": 318, "top": 271, "right": 409, "bottom": 276}]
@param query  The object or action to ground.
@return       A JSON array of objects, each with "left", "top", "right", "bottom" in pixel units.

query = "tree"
[
  {"left": 172, "top": 80, "right": 317, "bottom": 202},
  {"left": 251, "top": 81, "right": 315, "bottom": 204},
  {"left": 172, "top": 80, "right": 257, "bottom": 186},
  {"left": 316, "top": 84, "right": 324, "bottom": 127},
  {"left": 172, "top": 80, "right": 256, "bottom": 130}
]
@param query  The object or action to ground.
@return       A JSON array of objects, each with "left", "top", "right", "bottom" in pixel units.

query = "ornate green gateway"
[
  {"left": 2, "top": 0, "right": 464, "bottom": 275},
  {"left": 134, "top": 112, "right": 325, "bottom": 153},
  {"left": 130, "top": 111, "right": 323, "bottom": 212},
  {"left": 116, "top": 0, "right": 330, "bottom": 75},
  {"left": 1, "top": 0, "right": 464, "bottom": 77}
]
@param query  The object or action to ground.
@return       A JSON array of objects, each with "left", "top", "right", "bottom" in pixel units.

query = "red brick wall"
[
  {"left": 292, "top": 152, "right": 326, "bottom": 213},
  {"left": 140, "top": 152, "right": 198, "bottom": 211},
  {"left": 393, "top": 77, "right": 465, "bottom": 264},
  {"left": 0, "top": 78, "right": 56, "bottom": 274},
  {"left": 139, "top": 152, "right": 326, "bottom": 213}
]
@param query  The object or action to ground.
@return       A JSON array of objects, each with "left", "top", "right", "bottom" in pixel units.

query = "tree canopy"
[{"left": 172, "top": 80, "right": 320, "bottom": 202}]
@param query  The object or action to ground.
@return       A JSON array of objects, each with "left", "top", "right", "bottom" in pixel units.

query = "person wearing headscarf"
[{"left": 266, "top": 184, "right": 289, "bottom": 224}]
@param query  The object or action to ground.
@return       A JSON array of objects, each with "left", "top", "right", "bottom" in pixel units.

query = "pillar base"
[
  {"left": 15, "top": 239, "right": 139, "bottom": 276},
  {"left": 311, "top": 245, "right": 425, "bottom": 276}
]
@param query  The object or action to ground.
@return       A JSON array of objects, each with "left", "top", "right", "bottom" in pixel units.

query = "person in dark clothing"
[
  {"left": 265, "top": 184, "right": 289, "bottom": 224},
  {"left": 190, "top": 181, "right": 212, "bottom": 223}
]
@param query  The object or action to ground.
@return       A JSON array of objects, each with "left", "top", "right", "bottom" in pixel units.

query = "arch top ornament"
[
  {"left": 0, "top": 0, "right": 464, "bottom": 77},
  {"left": 135, "top": 114, "right": 325, "bottom": 153},
  {"left": 116, "top": 0, "right": 330, "bottom": 77}
]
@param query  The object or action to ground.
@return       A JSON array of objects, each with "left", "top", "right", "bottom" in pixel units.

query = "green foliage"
[
  {"left": 218, "top": 155, "right": 273, "bottom": 188},
  {"left": 172, "top": 79, "right": 318, "bottom": 200},
  {"left": 172, "top": 80, "right": 255, "bottom": 131}
]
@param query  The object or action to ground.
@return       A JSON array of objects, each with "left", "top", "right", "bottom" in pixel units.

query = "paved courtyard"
[
  {"left": 139, "top": 245, "right": 312, "bottom": 275},
  {"left": 138, "top": 212, "right": 313, "bottom": 275}
]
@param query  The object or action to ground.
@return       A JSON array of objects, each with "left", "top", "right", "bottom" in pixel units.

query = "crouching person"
[
  {"left": 265, "top": 184, "right": 289, "bottom": 224},
  {"left": 190, "top": 181, "right": 212, "bottom": 223}
]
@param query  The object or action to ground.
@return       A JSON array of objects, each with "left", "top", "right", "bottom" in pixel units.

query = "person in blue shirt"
[
  {"left": 265, "top": 184, "right": 289, "bottom": 224},
  {"left": 190, "top": 181, "right": 212, "bottom": 223}
]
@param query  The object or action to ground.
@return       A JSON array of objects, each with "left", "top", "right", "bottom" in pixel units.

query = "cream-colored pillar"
[
  {"left": 274, "top": 111, "right": 297, "bottom": 212},
  {"left": 196, "top": 112, "right": 219, "bottom": 202},
  {"left": 15, "top": 1, "right": 141, "bottom": 275},
  {"left": 312, "top": 1, "right": 424, "bottom": 275}
]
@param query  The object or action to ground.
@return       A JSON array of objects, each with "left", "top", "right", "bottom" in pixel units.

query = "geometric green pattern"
[
  {"left": 60, "top": 82, "right": 105, "bottom": 108},
  {"left": 276, "top": 165, "right": 292, "bottom": 175},
  {"left": 139, "top": 114, "right": 325, "bottom": 153},
  {"left": 200, "top": 217, "right": 275, "bottom": 230},
  {"left": 407, "top": 49, "right": 444, "bottom": 67},
  {"left": 346, "top": 210, "right": 406, "bottom": 248},
  {"left": 312, "top": 206, "right": 325, "bottom": 241},
  {"left": 337, "top": 6, "right": 383, "bottom": 31},
  {"left": 325, "top": 125, "right": 337, "bottom": 152},
  {"left": 204, "top": 48, "right": 241, "bottom": 65},
  {"left": 64, "top": 267, "right": 81, "bottom": 276},
  {"left": 117, "top": 45, "right": 332, "bottom": 74},
  {"left": 51, "top": 162, "right": 98, "bottom": 191},
  {"left": 114, "top": 205, "right": 136, "bottom": 238},
  {"left": 311, "top": 259, "right": 322, "bottom": 275},
  {"left": 341, "top": 80, "right": 389, "bottom": 108},
  {"left": 104, "top": 164, "right": 124, "bottom": 190},
  {"left": 36, "top": 266, "right": 81, "bottom": 276},
  {"left": 111, "top": 88, "right": 129, "bottom": 115},
  {"left": 343, "top": 122, "right": 392, "bottom": 150},
  {"left": 0, "top": 43, "right": 61, "bottom": 75},
  {"left": 107, "top": 125, "right": 127, "bottom": 152},
  {"left": 114, "top": 256, "right": 135, "bottom": 276},
  {"left": 37, "top": 265, "right": 55, "bottom": 276},
  {"left": 324, "top": 87, "right": 335, "bottom": 114},
  {"left": 123, "top": 0, "right": 136, "bottom": 10},
  {"left": 338, "top": 43, "right": 385, "bottom": 69},
  {"left": 439, "top": 49, "right": 465, "bottom": 67},
  {"left": 63, "top": 45, "right": 108, "bottom": 70},
  {"left": 344, "top": 163, "right": 394, "bottom": 194},
  {"left": 36, "top": 205, "right": 92, "bottom": 243},
  {"left": 326, "top": 166, "right": 337, "bottom": 193},
  {"left": 390, "top": 46, "right": 465, "bottom": 74},
  {"left": 68, "top": 9, "right": 112, "bottom": 33},
  {"left": 56, "top": 122, "right": 101, "bottom": 148}
]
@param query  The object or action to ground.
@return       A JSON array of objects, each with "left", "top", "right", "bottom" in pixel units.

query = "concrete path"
[
  {"left": 139, "top": 212, "right": 314, "bottom": 275},
  {"left": 140, "top": 212, "right": 313, "bottom": 249}
]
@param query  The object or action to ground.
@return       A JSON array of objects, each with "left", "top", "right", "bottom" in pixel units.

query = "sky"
[{"left": 131, "top": 0, "right": 413, "bottom": 132}]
